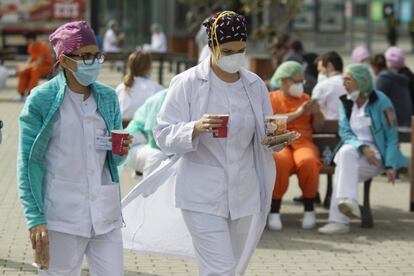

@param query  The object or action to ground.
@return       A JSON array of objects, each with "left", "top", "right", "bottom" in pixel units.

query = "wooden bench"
[
  {"left": 312, "top": 120, "right": 375, "bottom": 228},
  {"left": 0, "top": 48, "right": 18, "bottom": 65}
]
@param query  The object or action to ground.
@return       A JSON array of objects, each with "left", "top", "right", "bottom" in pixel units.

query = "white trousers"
[
  {"left": 181, "top": 210, "right": 251, "bottom": 276},
  {"left": 126, "top": 144, "right": 167, "bottom": 177},
  {"left": 38, "top": 229, "right": 123, "bottom": 276},
  {"left": 329, "top": 144, "right": 383, "bottom": 224}
]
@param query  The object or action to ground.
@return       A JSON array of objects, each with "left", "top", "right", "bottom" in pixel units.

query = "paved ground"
[{"left": 1, "top": 60, "right": 414, "bottom": 276}]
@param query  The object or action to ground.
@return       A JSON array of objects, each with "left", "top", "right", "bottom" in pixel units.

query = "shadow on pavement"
[
  {"left": 0, "top": 258, "right": 160, "bottom": 276},
  {"left": 258, "top": 205, "right": 414, "bottom": 252},
  {"left": 0, "top": 98, "right": 23, "bottom": 104}
]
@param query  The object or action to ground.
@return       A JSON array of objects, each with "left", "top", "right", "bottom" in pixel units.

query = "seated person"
[
  {"left": 125, "top": 89, "right": 168, "bottom": 178},
  {"left": 267, "top": 61, "right": 325, "bottom": 231},
  {"left": 116, "top": 50, "right": 164, "bottom": 127},
  {"left": 319, "top": 64, "right": 407, "bottom": 235},
  {"left": 17, "top": 32, "right": 53, "bottom": 100}
]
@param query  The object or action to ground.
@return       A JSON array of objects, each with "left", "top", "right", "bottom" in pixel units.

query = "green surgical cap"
[
  {"left": 346, "top": 64, "right": 373, "bottom": 96},
  {"left": 107, "top": 20, "right": 117, "bottom": 29},
  {"left": 270, "top": 61, "right": 305, "bottom": 90},
  {"left": 152, "top": 23, "right": 162, "bottom": 32}
]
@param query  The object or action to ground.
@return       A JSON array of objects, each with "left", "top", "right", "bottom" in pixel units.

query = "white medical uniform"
[
  {"left": 177, "top": 71, "right": 259, "bottom": 275},
  {"left": 116, "top": 77, "right": 164, "bottom": 120},
  {"left": 122, "top": 58, "right": 275, "bottom": 276},
  {"left": 312, "top": 75, "right": 347, "bottom": 120},
  {"left": 150, "top": 32, "right": 167, "bottom": 53},
  {"left": 152, "top": 57, "right": 275, "bottom": 275},
  {"left": 103, "top": 29, "right": 121, "bottom": 53},
  {"left": 41, "top": 88, "right": 123, "bottom": 275},
  {"left": 329, "top": 101, "right": 384, "bottom": 224}
]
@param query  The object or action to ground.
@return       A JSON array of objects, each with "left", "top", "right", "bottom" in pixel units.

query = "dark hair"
[
  {"left": 272, "top": 42, "right": 286, "bottom": 51},
  {"left": 370, "top": 54, "right": 386, "bottom": 72},
  {"left": 25, "top": 32, "right": 37, "bottom": 40},
  {"left": 303, "top": 52, "right": 318, "bottom": 78},
  {"left": 317, "top": 51, "right": 343, "bottom": 72},
  {"left": 276, "top": 33, "right": 291, "bottom": 47},
  {"left": 123, "top": 51, "right": 152, "bottom": 91},
  {"left": 291, "top": 40, "right": 304, "bottom": 52}
]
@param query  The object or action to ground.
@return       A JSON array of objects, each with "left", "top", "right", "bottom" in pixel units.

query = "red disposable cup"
[
  {"left": 111, "top": 130, "right": 129, "bottom": 155},
  {"left": 213, "top": 114, "right": 229, "bottom": 138}
]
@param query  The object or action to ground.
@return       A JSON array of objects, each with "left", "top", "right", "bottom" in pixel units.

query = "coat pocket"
[
  {"left": 98, "top": 183, "right": 122, "bottom": 224},
  {"left": 44, "top": 178, "right": 86, "bottom": 224}
]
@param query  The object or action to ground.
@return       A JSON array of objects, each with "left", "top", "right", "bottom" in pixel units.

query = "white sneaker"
[
  {"left": 338, "top": 198, "right": 361, "bottom": 219},
  {"left": 318, "top": 222, "right": 350, "bottom": 235},
  {"left": 302, "top": 211, "right": 316, "bottom": 229},
  {"left": 267, "top": 213, "right": 282, "bottom": 231}
]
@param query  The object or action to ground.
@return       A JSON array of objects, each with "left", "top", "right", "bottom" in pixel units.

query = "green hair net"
[
  {"left": 270, "top": 61, "right": 305, "bottom": 90},
  {"left": 151, "top": 23, "right": 162, "bottom": 32},
  {"left": 346, "top": 64, "right": 374, "bottom": 96},
  {"left": 107, "top": 20, "right": 117, "bottom": 29}
]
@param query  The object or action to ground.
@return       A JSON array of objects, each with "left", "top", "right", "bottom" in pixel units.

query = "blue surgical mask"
[{"left": 66, "top": 57, "right": 101, "bottom": 86}]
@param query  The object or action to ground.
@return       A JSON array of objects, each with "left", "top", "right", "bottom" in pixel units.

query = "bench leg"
[
  {"left": 361, "top": 179, "right": 374, "bottom": 228},
  {"left": 323, "top": 174, "right": 332, "bottom": 209}
]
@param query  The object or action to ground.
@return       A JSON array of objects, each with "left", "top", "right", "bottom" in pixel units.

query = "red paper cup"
[
  {"left": 213, "top": 114, "right": 229, "bottom": 138},
  {"left": 111, "top": 130, "right": 129, "bottom": 155}
]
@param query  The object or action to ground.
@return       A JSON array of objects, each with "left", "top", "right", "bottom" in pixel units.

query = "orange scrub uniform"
[
  {"left": 268, "top": 91, "right": 322, "bottom": 200},
  {"left": 17, "top": 41, "right": 53, "bottom": 95}
]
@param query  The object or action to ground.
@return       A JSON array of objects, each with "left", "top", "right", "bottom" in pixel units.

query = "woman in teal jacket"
[
  {"left": 319, "top": 64, "right": 407, "bottom": 235},
  {"left": 17, "top": 21, "right": 131, "bottom": 274}
]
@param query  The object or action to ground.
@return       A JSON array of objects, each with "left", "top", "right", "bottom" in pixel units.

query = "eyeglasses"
[{"left": 65, "top": 52, "right": 105, "bottom": 65}]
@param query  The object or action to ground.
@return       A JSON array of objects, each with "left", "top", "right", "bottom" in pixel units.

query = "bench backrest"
[{"left": 312, "top": 120, "right": 340, "bottom": 155}]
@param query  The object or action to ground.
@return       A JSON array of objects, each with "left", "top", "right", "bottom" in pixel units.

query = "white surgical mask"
[
  {"left": 289, "top": 83, "right": 304, "bottom": 98},
  {"left": 217, "top": 53, "right": 246, "bottom": 74},
  {"left": 347, "top": 90, "right": 360, "bottom": 102},
  {"left": 317, "top": 73, "right": 328, "bottom": 83}
]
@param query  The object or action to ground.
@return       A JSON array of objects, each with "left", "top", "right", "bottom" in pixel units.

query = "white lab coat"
[
  {"left": 311, "top": 75, "right": 347, "bottom": 120},
  {"left": 116, "top": 77, "right": 165, "bottom": 120},
  {"left": 150, "top": 32, "right": 167, "bottom": 53},
  {"left": 122, "top": 58, "right": 276, "bottom": 274},
  {"left": 103, "top": 29, "right": 121, "bottom": 53}
]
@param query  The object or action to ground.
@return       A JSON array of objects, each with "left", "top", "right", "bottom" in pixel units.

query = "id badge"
[{"left": 95, "top": 132, "right": 112, "bottom": 151}]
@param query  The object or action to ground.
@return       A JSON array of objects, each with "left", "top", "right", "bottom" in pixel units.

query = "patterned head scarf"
[
  {"left": 203, "top": 11, "right": 247, "bottom": 49},
  {"left": 49, "top": 21, "right": 97, "bottom": 58}
]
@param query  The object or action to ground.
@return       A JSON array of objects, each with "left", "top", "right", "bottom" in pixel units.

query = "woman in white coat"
[
  {"left": 116, "top": 50, "right": 164, "bottom": 127},
  {"left": 153, "top": 11, "right": 277, "bottom": 275}
]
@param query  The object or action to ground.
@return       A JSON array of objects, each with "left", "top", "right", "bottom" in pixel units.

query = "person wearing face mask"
[
  {"left": 311, "top": 51, "right": 347, "bottom": 120},
  {"left": 319, "top": 64, "right": 407, "bottom": 235},
  {"left": 116, "top": 50, "right": 164, "bottom": 127},
  {"left": 267, "top": 61, "right": 325, "bottom": 231},
  {"left": 17, "top": 21, "right": 132, "bottom": 275},
  {"left": 121, "top": 11, "right": 279, "bottom": 276}
]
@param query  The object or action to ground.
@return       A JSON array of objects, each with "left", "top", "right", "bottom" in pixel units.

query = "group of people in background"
[{"left": 15, "top": 10, "right": 410, "bottom": 276}]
